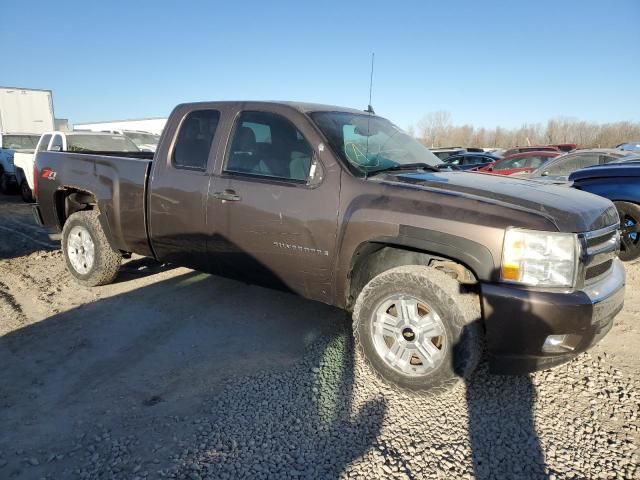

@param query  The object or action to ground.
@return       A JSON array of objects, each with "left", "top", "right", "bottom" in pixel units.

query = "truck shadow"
[
  {"left": 0, "top": 270, "right": 385, "bottom": 479},
  {"left": 461, "top": 282, "right": 549, "bottom": 480},
  {"left": 115, "top": 256, "right": 178, "bottom": 282}
]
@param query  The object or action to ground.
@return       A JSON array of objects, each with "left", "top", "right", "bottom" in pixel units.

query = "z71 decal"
[{"left": 41, "top": 168, "right": 57, "bottom": 180}]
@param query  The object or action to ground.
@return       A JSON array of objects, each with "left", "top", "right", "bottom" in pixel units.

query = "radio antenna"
[{"left": 366, "top": 53, "right": 375, "bottom": 114}]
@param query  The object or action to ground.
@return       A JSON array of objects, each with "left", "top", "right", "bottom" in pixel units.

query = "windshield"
[
  {"left": 67, "top": 134, "right": 140, "bottom": 152},
  {"left": 2, "top": 134, "right": 40, "bottom": 150},
  {"left": 310, "top": 111, "right": 440, "bottom": 174},
  {"left": 123, "top": 132, "right": 159, "bottom": 147}
]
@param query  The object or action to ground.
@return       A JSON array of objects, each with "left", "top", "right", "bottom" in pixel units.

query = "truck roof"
[{"left": 177, "top": 101, "right": 370, "bottom": 116}]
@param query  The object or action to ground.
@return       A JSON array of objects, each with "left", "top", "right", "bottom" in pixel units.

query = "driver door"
[{"left": 208, "top": 105, "right": 340, "bottom": 304}]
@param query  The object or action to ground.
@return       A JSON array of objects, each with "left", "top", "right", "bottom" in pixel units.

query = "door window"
[
  {"left": 172, "top": 110, "right": 220, "bottom": 170},
  {"left": 225, "top": 111, "right": 313, "bottom": 181}
]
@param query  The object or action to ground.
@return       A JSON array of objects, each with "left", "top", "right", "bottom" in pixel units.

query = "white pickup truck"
[
  {"left": 14, "top": 131, "right": 140, "bottom": 202},
  {"left": 0, "top": 133, "right": 41, "bottom": 195}
]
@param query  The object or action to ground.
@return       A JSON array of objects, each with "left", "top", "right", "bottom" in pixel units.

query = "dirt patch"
[{"left": 0, "top": 193, "right": 638, "bottom": 479}]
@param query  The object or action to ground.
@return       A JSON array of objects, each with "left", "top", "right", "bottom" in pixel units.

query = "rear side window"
[
  {"left": 172, "top": 110, "right": 220, "bottom": 170},
  {"left": 547, "top": 156, "right": 579, "bottom": 176},
  {"left": 574, "top": 154, "right": 600, "bottom": 170},
  {"left": 38, "top": 134, "right": 52, "bottom": 152},
  {"left": 602, "top": 154, "right": 622, "bottom": 164},
  {"left": 50, "top": 135, "right": 63, "bottom": 151},
  {"left": 225, "top": 111, "right": 313, "bottom": 181}
]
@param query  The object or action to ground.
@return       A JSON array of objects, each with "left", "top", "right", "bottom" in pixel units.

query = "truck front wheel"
[
  {"left": 62, "top": 211, "right": 122, "bottom": 286},
  {"left": 352, "top": 265, "right": 483, "bottom": 394}
]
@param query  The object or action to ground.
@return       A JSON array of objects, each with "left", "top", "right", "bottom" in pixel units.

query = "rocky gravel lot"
[{"left": 0, "top": 193, "right": 639, "bottom": 479}]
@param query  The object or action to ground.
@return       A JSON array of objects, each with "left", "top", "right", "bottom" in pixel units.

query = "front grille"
[
  {"left": 585, "top": 259, "right": 613, "bottom": 281},
  {"left": 579, "top": 225, "right": 620, "bottom": 285}
]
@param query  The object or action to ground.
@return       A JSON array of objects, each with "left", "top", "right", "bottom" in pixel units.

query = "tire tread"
[{"left": 352, "top": 265, "right": 483, "bottom": 395}]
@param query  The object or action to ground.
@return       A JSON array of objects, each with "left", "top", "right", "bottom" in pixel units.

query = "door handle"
[{"left": 212, "top": 190, "right": 241, "bottom": 201}]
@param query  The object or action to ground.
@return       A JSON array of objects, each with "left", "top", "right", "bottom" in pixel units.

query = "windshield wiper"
[{"left": 367, "top": 163, "right": 441, "bottom": 176}]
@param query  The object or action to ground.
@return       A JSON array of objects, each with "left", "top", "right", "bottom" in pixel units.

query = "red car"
[
  {"left": 476, "top": 151, "right": 561, "bottom": 176},
  {"left": 501, "top": 143, "right": 576, "bottom": 157}
]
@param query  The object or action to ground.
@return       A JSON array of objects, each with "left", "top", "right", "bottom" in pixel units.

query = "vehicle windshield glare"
[
  {"left": 494, "top": 155, "right": 552, "bottom": 170},
  {"left": 310, "top": 111, "right": 440, "bottom": 174},
  {"left": 67, "top": 134, "right": 140, "bottom": 152},
  {"left": 2, "top": 134, "right": 40, "bottom": 150},
  {"left": 124, "top": 132, "right": 160, "bottom": 147}
]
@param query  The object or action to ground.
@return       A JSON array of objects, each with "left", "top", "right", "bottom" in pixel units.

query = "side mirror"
[
  {"left": 306, "top": 154, "right": 324, "bottom": 187},
  {"left": 50, "top": 145, "right": 62, "bottom": 152},
  {"left": 541, "top": 171, "right": 549, "bottom": 176}
]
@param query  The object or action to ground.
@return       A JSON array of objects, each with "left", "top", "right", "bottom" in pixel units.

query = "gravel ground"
[{"left": 0, "top": 193, "right": 639, "bottom": 479}]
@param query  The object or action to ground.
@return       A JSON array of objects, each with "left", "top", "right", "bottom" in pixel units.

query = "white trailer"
[
  {"left": 0, "top": 87, "right": 55, "bottom": 134},
  {"left": 74, "top": 117, "right": 167, "bottom": 136},
  {"left": 0, "top": 87, "right": 56, "bottom": 193}
]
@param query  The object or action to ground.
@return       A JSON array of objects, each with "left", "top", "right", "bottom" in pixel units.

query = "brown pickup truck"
[{"left": 33, "top": 101, "right": 625, "bottom": 393}]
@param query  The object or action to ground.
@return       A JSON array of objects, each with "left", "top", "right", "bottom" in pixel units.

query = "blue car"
[
  {"left": 617, "top": 141, "right": 640, "bottom": 152},
  {"left": 570, "top": 161, "right": 640, "bottom": 262}
]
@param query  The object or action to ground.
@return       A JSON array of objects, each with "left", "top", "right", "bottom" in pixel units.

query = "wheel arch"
[
  {"left": 345, "top": 238, "right": 486, "bottom": 311},
  {"left": 54, "top": 188, "right": 119, "bottom": 251}
]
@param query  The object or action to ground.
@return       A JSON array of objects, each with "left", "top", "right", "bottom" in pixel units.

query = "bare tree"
[{"left": 410, "top": 111, "right": 640, "bottom": 149}]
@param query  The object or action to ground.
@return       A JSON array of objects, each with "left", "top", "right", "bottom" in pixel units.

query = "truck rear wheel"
[
  {"left": 20, "top": 180, "right": 34, "bottom": 203},
  {"left": 62, "top": 211, "right": 122, "bottom": 286},
  {"left": 352, "top": 265, "right": 483, "bottom": 394}
]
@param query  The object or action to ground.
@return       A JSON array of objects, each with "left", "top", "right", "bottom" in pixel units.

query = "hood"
[
  {"left": 569, "top": 164, "right": 640, "bottom": 181},
  {"left": 372, "top": 170, "right": 618, "bottom": 233}
]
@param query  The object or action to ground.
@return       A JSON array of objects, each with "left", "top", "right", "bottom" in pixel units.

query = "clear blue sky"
[{"left": 4, "top": 0, "right": 639, "bottom": 130}]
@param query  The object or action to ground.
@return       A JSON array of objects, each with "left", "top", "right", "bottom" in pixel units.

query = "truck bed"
[{"left": 35, "top": 151, "right": 154, "bottom": 256}]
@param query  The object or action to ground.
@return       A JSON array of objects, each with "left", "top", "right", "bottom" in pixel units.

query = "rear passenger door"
[
  {"left": 208, "top": 106, "right": 340, "bottom": 303},
  {"left": 148, "top": 106, "right": 228, "bottom": 272}
]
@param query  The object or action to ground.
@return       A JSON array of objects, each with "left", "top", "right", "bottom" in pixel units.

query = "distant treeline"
[{"left": 408, "top": 111, "right": 640, "bottom": 149}]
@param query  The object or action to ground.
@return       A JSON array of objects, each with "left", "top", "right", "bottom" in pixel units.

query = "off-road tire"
[
  {"left": 615, "top": 201, "right": 640, "bottom": 263},
  {"left": 352, "top": 265, "right": 483, "bottom": 394},
  {"left": 62, "top": 210, "right": 122, "bottom": 286},
  {"left": 20, "top": 180, "right": 34, "bottom": 203}
]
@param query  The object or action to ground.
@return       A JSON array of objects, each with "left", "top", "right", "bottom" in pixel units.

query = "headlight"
[{"left": 502, "top": 228, "right": 579, "bottom": 287}]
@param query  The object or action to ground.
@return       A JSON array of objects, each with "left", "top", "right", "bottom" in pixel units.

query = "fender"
[{"left": 396, "top": 225, "right": 497, "bottom": 281}]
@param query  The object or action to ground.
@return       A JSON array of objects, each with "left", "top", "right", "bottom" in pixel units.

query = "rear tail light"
[{"left": 33, "top": 164, "right": 39, "bottom": 199}]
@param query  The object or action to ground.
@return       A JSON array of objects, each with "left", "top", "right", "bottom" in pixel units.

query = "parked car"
[
  {"left": 476, "top": 151, "right": 560, "bottom": 176},
  {"left": 14, "top": 131, "right": 139, "bottom": 202},
  {"left": 441, "top": 152, "right": 501, "bottom": 170},
  {"left": 120, "top": 131, "right": 160, "bottom": 152},
  {"left": 0, "top": 133, "right": 41, "bottom": 194},
  {"left": 617, "top": 141, "right": 640, "bottom": 152},
  {"left": 429, "top": 146, "right": 465, "bottom": 160},
  {"left": 33, "top": 101, "right": 625, "bottom": 393},
  {"left": 601, "top": 154, "right": 640, "bottom": 165},
  {"left": 526, "top": 148, "right": 632, "bottom": 183},
  {"left": 81, "top": 129, "right": 160, "bottom": 152},
  {"left": 570, "top": 162, "right": 640, "bottom": 262}
]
